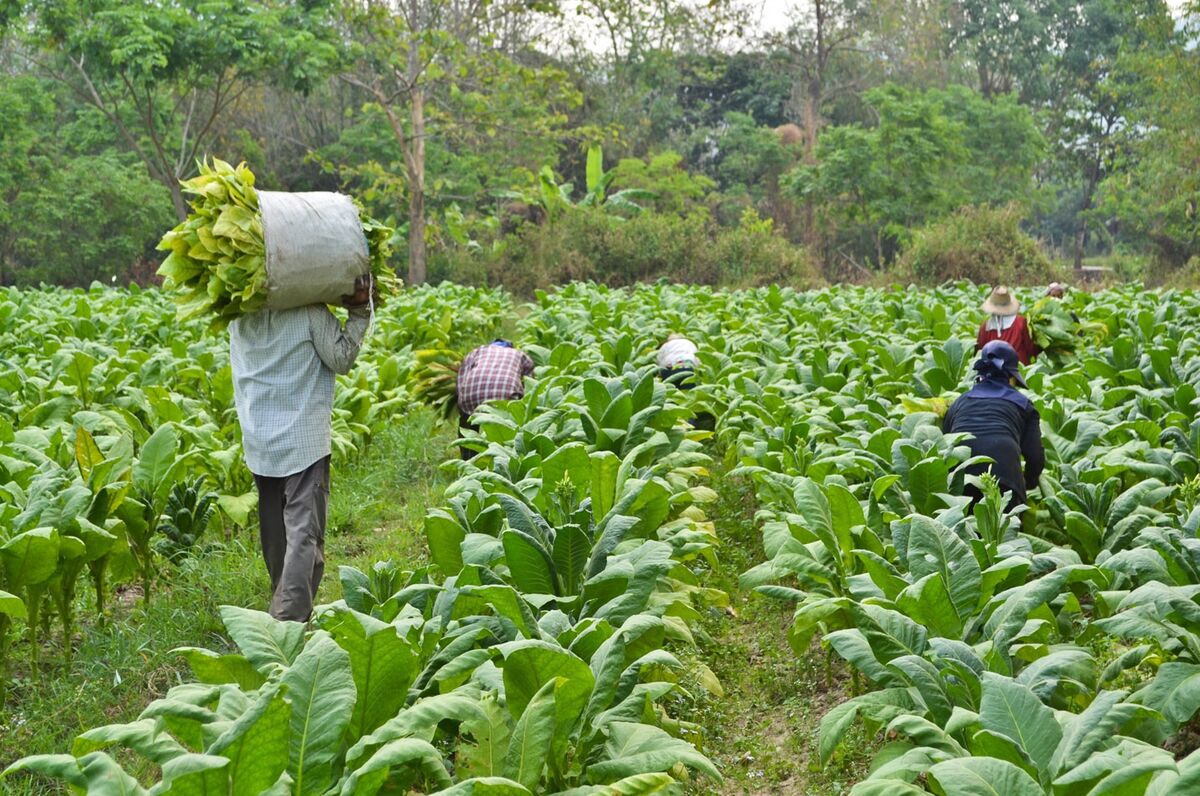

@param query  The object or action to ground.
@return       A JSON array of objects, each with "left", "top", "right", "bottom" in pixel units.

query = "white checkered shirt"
[
  {"left": 230, "top": 304, "right": 369, "bottom": 477},
  {"left": 457, "top": 344, "right": 534, "bottom": 417}
]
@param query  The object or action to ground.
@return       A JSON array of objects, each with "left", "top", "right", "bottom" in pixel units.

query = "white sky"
[{"left": 747, "top": 0, "right": 1190, "bottom": 39}]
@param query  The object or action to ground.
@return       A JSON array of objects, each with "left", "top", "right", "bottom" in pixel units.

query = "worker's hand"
[{"left": 342, "top": 274, "right": 372, "bottom": 308}]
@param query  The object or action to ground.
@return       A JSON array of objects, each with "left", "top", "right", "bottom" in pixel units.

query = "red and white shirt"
[{"left": 457, "top": 344, "right": 535, "bottom": 416}]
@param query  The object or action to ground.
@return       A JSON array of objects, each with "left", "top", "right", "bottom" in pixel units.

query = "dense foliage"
[
  {"left": 5, "top": 279, "right": 1200, "bottom": 794},
  {"left": 0, "top": 281, "right": 509, "bottom": 701},
  {"left": 2, "top": 1, "right": 1199, "bottom": 287}
]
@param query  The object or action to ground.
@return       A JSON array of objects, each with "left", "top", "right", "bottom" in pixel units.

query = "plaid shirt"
[
  {"left": 457, "top": 344, "right": 534, "bottom": 417},
  {"left": 230, "top": 305, "right": 369, "bottom": 477}
]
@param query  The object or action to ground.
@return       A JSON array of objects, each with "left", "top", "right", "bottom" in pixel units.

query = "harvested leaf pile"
[
  {"left": 157, "top": 159, "right": 396, "bottom": 325},
  {"left": 1027, "top": 296, "right": 1108, "bottom": 364}
]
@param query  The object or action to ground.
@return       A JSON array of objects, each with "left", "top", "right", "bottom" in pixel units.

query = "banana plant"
[{"left": 495, "top": 145, "right": 656, "bottom": 221}]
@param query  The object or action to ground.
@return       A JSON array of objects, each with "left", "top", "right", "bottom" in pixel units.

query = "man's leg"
[
  {"left": 253, "top": 473, "right": 287, "bottom": 597},
  {"left": 270, "top": 456, "right": 330, "bottom": 622},
  {"left": 459, "top": 411, "right": 480, "bottom": 461}
]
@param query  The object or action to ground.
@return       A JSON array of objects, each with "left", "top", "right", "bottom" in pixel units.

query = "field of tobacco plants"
[{"left": 2, "top": 281, "right": 1200, "bottom": 795}]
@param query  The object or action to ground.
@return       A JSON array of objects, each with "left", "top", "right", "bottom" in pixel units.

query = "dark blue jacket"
[{"left": 943, "top": 378, "right": 1044, "bottom": 507}]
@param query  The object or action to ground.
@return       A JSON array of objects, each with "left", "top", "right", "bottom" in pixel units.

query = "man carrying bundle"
[
  {"left": 230, "top": 275, "right": 373, "bottom": 622},
  {"left": 456, "top": 339, "right": 535, "bottom": 459}
]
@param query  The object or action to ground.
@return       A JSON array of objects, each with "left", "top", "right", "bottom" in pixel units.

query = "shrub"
[
  {"left": 610, "top": 151, "right": 716, "bottom": 217},
  {"left": 5, "top": 153, "right": 175, "bottom": 287},
  {"left": 1153, "top": 255, "right": 1200, "bottom": 289},
  {"left": 432, "top": 208, "right": 822, "bottom": 294},
  {"left": 711, "top": 209, "right": 820, "bottom": 288},
  {"left": 893, "top": 203, "right": 1059, "bottom": 285}
]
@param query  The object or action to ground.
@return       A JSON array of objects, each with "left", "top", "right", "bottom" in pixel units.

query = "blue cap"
[{"left": 975, "top": 340, "right": 1027, "bottom": 388}]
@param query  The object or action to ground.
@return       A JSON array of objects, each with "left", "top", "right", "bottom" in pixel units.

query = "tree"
[
  {"left": 950, "top": 0, "right": 1069, "bottom": 101},
  {"left": 0, "top": 75, "right": 55, "bottom": 284},
  {"left": 338, "top": 0, "right": 577, "bottom": 285},
  {"left": 610, "top": 150, "right": 714, "bottom": 217},
  {"left": 784, "top": 83, "right": 1043, "bottom": 267},
  {"left": 1040, "top": 0, "right": 1173, "bottom": 270},
  {"left": 21, "top": 0, "right": 338, "bottom": 219},
  {"left": 1096, "top": 2, "right": 1200, "bottom": 267},
  {"left": 776, "top": 0, "right": 875, "bottom": 158},
  {"left": 0, "top": 75, "right": 172, "bottom": 285}
]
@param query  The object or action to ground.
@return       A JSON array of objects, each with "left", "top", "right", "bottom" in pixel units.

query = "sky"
[{"left": 748, "top": 0, "right": 1191, "bottom": 37}]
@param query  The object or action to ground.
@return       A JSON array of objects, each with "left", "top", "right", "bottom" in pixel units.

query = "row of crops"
[
  {"left": 519, "top": 282, "right": 1200, "bottom": 794},
  {"left": 0, "top": 283, "right": 510, "bottom": 696},
  {"left": 4, "top": 280, "right": 1200, "bottom": 793}
]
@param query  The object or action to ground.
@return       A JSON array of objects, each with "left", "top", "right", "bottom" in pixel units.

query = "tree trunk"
[
  {"left": 1073, "top": 161, "right": 1101, "bottom": 273},
  {"left": 169, "top": 179, "right": 188, "bottom": 222},
  {"left": 405, "top": 1, "right": 427, "bottom": 287},
  {"left": 407, "top": 85, "right": 427, "bottom": 286}
]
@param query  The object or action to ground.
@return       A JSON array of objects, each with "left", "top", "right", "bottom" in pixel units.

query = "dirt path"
[{"left": 685, "top": 471, "right": 873, "bottom": 795}]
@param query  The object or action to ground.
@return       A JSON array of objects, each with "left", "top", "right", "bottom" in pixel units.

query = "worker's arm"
[
  {"left": 308, "top": 304, "right": 370, "bottom": 375},
  {"left": 520, "top": 352, "right": 535, "bottom": 378},
  {"left": 942, "top": 398, "right": 958, "bottom": 432},
  {"left": 1021, "top": 408, "right": 1045, "bottom": 490}
]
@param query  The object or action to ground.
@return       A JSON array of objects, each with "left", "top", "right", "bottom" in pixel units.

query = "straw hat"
[{"left": 981, "top": 285, "right": 1020, "bottom": 315}]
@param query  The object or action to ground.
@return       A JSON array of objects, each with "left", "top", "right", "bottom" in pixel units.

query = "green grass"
[
  {"left": 0, "top": 409, "right": 455, "bottom": 790},
  {"left": 681, "top": 468, "right": 875, "bottom": 795}
]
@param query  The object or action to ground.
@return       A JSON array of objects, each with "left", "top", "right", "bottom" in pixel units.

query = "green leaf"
[
  {"left": 499, "top": 641, "right": 595, "bottom": 722},
  {"left": 820, "top": 688, "right": 917, "bottom": 764},
  {"left": 132, "top": 423, "right": 180, "bottom": 497},
  {"left": 502, "top": 531, "right": 557, "bottom": 595},
  {"left": 926, "top": 756, "right": 1043, "bottom": 795},
  {"left": 556, "top": 773, "right": 680, "bottom": 795},
  {"left": 1, "top": 528, "right": 60, "bottom": 590},
  {"left": 72, "top": 718, "right": 186, "bottom": 765},
  {"left": 896, "top": 572, "right": 962, "bottom": 639},
  {"left": 280, "top": 632, "right": 357, "bottom": 796},
  {"left": 503, "top": 678, "right": 558, "bottom": 790},
  {"left": 75, "top": 426, "right": 104, "bottom": 482},
  {"left": 1051, "top": 690, "right": 1141, "bottom": 774},
  {"left": 590, "top": 451, "right": 621, "bottom": 522},
  {"left": 827, "top": 482, "right": 865, "bottom": 552},
  {"left": 457, "top": 695, "right": 511, "bottom": 780},
  {"left": 322, "top": 608, "right": 418, "bottom": 740},
  {"left": 173, "top": 648, "right": 268, "bottom": 691},
  {"left": 428, "top": 778, "right": 532, "bottom": 795},
  {"left": 585, "top": 722, "right": 719, "bottom": 784},
  {"left": 207, "top": 683, "right": 291, "bottom": 796},
  {"left": 217, "top": 492, "right": 257, "bottom": 527},
  {"left": 219, "top": 606, "right": 306, "bottom": 673},
  {"left": 552, "top": 524, "right": 591, "bottom": 595},
  {"left": 155, "top": 753, "right": 230, "bottom": 795},
  {"left": 978, "top": 672, "right": 1062, "bottom": 778},
  {"left": 426, "top": 508, "right": 466, "bottom": 575},
  {"left": 0, "top": 590, "right": 26, "bottom": 620},
  {"left": 1132, "top": 662, "right": 1200, "bottom": 728},
  {"left": 850, "top": 781, "right": 927, "bottom": 796},
  {"left": 337, "top": 738, "right": 451, "bottom": 795},
  {"left": 905, "top": 515, "right": 981, "bottom": 623},
  {"left": 2, "top": 754, "right": 88, "bottom": 788}
]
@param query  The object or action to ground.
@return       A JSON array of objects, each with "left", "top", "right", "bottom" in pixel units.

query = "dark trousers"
[
  {"left": 253, "top": 456, "right": 330, "bottom": 622},
  {"left": 659, "top": 366, "right": 695, "bottom": 390},
  {"left": 459, "top": 412, "right": 480, "bottom": 460}
]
